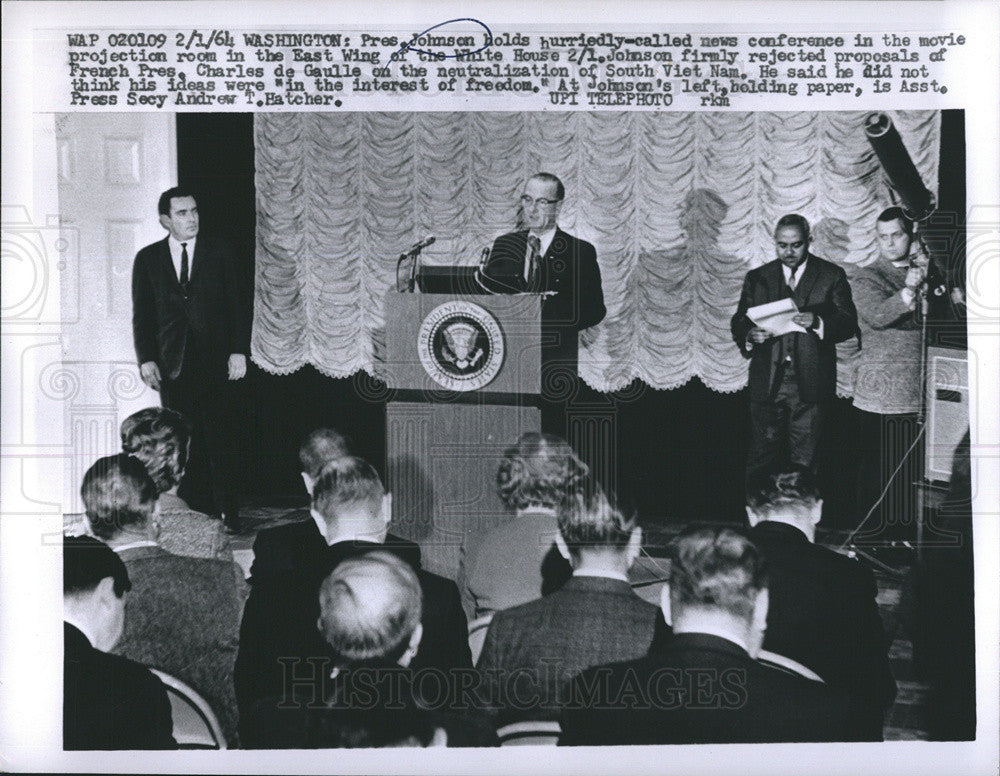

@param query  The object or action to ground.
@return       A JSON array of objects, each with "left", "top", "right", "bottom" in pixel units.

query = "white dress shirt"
[
  {"left": 111, "top": 539, "right": 159, "bottom": 554},
  {"left": 783, "top": 258, "right": 824, "bottom": 339},
  {"left": 167, "top": 235, "right": 196, "bottom": 282},
  {"left": 572, "top": 568, "right": 629, "bottom": 582}
]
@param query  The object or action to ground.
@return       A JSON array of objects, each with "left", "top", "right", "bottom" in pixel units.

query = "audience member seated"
[
  {"left": 234, "top": 454, "right": 471, "bottom": 731},
  {"left": 560, "top": 526, "right": 850, "bottom": 744},
  {"left": 460, "top": 432, "right": 584, "bottom": 620},
  {"left": 243, "top": 552, "right": 495, "bottom": 748},
  {"left": 81, "top": 453, "right": 246, "bottom": 747},
  {"left": 121, "top": 407, "right": 231, "bottom": 559},
  {"left": 746, "top": 465, "right": 896, "bottom": 740},
  {"left": 298, "top": 427, "right": 354, "bottom": 497},
  {"left": 477, "top": 481, "right": 662, "bottom": 725},
  {"left": 63, "top": 534, "right": 176, "bottom": 750},
  {"left": 912, "top": 429, "right": 975, "bottom": 740}
]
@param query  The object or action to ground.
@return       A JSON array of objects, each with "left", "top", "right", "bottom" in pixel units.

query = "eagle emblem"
[{"left": 417, "top": 301, "right": 505, "bottom": 391}]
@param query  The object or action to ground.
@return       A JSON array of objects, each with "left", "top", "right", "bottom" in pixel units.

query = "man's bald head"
[{"left": 317, "top": 551, "right": 423, "bottom": 667}]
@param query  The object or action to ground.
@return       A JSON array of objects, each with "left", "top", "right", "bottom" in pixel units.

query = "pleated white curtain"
[{"left": 252, "top": 111, "right": 939, "bottom": 392}]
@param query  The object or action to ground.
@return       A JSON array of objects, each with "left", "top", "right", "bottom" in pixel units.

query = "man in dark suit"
[
  {"left": 132, "top": 186, "right": 249, "bottom": 530},
  {"left": 80, "top": 453, "right": 246, "bottom": 747},
  {"left": 560, "top": 526, "right": 850, "bottom": 745},
  {"left": 234, "top": 455, "right": 472, "bottom": 730},
  {"left": 63, "top": 535, "right": 177, "bottom": 750},
  {"left": 746, "top": 465, "right": 896, "bottom": 740},
  {"left": 731, "top": 213, "right": 858, "bottom": 477},
  {"left": 479, "top": 173, "right": 606, "bottom": 438},
  {"left": 242, "top": 551, "right": 495, "bottom": 748},
  {"left": 477, "top": 482, "right": 661, "bottom": 726}
]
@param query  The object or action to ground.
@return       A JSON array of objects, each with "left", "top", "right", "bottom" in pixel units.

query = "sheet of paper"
[{"left": 748, "top": 298, "right": 807, "bottom": 335}]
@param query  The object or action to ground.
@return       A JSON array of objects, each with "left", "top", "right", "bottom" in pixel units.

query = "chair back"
[
  {"left": 150, "top": 668, "right": 227, "bottom": 749},
  {"left": 757, "top": 649, "right": 825, "bottom": 682},
  {"left": 496, "top": 720, "right": 561, "bottom": 746},
  {"left": 468, "top": 614, "right": 493, "bottom": 665},
  {"left": 232, "top": 548, "right": 254, "bottom": 579}
]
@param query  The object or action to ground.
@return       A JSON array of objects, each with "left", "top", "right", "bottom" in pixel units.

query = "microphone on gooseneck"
[
  {"left": 410, "top": 235, "right": 436, "bottom": 253},
  {"left": 475, "top": 244, "right": 496, "bottom": 293}
]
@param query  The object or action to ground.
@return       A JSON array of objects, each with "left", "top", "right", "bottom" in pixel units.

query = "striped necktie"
[{"left": 526, "top": 234, "right": 541, "bottom": 290}]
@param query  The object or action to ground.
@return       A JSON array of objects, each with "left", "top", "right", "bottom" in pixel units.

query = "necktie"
[
  {"left": 779, "top": 267, "right": 798, "bottom": 371},
  {"left": 784, "top": 266, "right": 798, "bottom": 298},
  {"left": 526, "top": 234, "right": 541, "bottom": 290},
  {"left": 179, "top": 242, "right": 190, "bottom": 295}
]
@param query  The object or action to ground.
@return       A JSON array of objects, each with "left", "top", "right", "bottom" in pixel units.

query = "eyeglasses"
[{"left": 519, "top": 194, "right": 560, "bottom": 208}]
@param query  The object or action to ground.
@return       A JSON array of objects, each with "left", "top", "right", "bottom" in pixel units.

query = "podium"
[{"left": 382, "top": 291, "right": 544, "bottom": 579}]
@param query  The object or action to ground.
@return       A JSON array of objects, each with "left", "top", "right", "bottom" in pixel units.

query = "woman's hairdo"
[
  {"left": 120, "top": 407, "right": 191, "bottom": 493},
  {"left": 496, "top": 432, "right": 589, "bottom": 511}
]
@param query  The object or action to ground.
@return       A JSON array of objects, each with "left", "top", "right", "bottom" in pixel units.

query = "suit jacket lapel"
[
  {"left": 158, "top": 237, "right": 182, "bottom": 291},
  {"left": 544, "top": 229, "right": 565, "bottom": 261},
  {"left": 764, "top": 260, "right": 785, "bottom": 301},
  {"left": 794, "top": 255, "right": 821, "bottom": 306},
  {"left": 536, "top": 228, "right": 566, "bottom": 292},
  {"left": 189, "top": 237, "right": 206, "bottom": 287}
]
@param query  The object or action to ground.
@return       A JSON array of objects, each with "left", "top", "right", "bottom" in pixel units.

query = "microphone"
[
  {"left": 474, "top": 244, "right": 495, "bottom": 294},
  {"left": 398, "top": 236, "right": 434, "bottom": 293},
  {"left": 409, "top": 235, "right": 436, "bottom": 254}
]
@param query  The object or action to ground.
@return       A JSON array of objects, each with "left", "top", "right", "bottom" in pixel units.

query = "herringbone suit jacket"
[{"left": 477, "top": 575, "right": 661, "bottom": 724}]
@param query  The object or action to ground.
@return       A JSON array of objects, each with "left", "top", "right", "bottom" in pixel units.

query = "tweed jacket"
[
  {"left": 113, "top": 544, "right": 245, "bottom": 747},
  {"left": 156, "top": 491, "right": 232, "bottom": 561},
  {"left": 477, "top": 575, "right": 661, "bottom": 725},
  {"left": 848, "top": 258, "right": 922, "bottom": 414}
]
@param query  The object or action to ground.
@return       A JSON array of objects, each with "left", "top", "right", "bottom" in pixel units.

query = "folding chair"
[
  {"left": 496, "top": 720, "right": 561, "bottom": 746},
  {"left": 757, "top": 649, "right": 825, "bottom": 682},
  {"left": 468, "top": 614, "right": 493, "bottom": 665},
  {"left": 150, "top": 668, "right": 227, "bottom": 749}
]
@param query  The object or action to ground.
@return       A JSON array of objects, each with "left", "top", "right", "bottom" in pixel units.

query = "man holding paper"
[{"left": 731, "top": 214, "right": 858, "bottom": 479}]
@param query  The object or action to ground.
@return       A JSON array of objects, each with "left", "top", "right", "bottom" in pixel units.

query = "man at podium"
[{"left": 478, "top": 172, "right": 606, "bottom": 435}]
